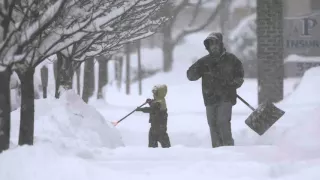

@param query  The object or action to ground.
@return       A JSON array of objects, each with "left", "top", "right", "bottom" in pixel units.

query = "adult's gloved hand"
[
  {"left": 202, "top": 62, "right": 218, "bottom": 75},
  {"left": 227, "top": 78, "right": 244, "bottom": 88}
]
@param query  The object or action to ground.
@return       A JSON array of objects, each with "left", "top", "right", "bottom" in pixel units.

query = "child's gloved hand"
[
  {"left": 146, "top": 98, "right": 153, "bottom": 104},
  {"left": 136, "top": 107, "right": 142, "bottom": 111}
]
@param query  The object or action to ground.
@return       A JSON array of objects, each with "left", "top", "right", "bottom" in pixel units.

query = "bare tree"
[
  {"left": 137, "top": 40, "right": 142, "bottom": 95},
  {"left": 219, "top": 0, "right": 232, "bottom": 46},
  {"left": 82, "top": 57, "right": 95, "bottom": 103},
  {"left": 160, "top": 0, "right": 226, "bottom": 72},
  {"left": 14, "top": 0, "right": 92, "bottom": 146},
  {"left": 0, "top": 0, "right": 68, "bottom": 150},
  {"left": 96, "top": 55, "right": 110, "bottom": 99},
  {"left": 53, "top": 0, "right": 169, "bottom": 101},
  {"left": 76, "top": 68, "right": 81, "bottom": 95},
  {"left": 0, "top": 0, "right": 169, "bottom": 147},
  {"left": 116, "top": 56, "right": 124, "bottom": 90},
  {"left": 40, "top": 65, "right": 48, "bottom": 98},
  {"left": 16, "top": 0, "right": 168, "bottom": 146},
  {"left": 125, "top": 43, "right": 131, "bottom": 95},
  {"left": 0, "top": 68, "right": 11, "bottom": 152}
]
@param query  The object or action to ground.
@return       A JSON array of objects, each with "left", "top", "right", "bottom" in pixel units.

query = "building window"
[{"left": 311, "top": 0, "right": 320, "bottom": 11}]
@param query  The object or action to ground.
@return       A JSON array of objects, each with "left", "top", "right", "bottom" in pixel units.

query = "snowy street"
[
  {"left": 2, "top": 0, "right": 320, "bottom": 179},
  {"left": 3, "top": 35, "right": 320, "bottom": 179},
  {"left": 3, "top": 93, "right": 320, "bottom": 180},
  {"left": 1, "top": 66, "right": 320, "bottom": 180},
  {"left": 1, "top": 0, "right": 320, "bottom": 176}
]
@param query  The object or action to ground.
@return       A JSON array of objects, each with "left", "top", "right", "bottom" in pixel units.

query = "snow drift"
[
  {"left": 234, "top": 66, "right": 320, "bottom": 150},
  {"left": 275, "top": 106, "right": 320, "bottom": 159},
  {"left": 10, "top": 90, "right": 124, "bottom": 150},
  {"left": 279, "top": 66, "right": 320, "bottom": 107}
]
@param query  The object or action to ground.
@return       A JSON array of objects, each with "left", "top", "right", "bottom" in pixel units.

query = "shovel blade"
[{"left": 245, "top": 101, "right": 285, "bottom": 136}]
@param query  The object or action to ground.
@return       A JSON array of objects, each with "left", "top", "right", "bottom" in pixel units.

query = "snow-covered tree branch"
[
  {"left": 160, "top": 0, "right": 226, "bottom": 72},
  {"left": 0, "top": 0, "right": 169, "bottom": 148},
  {"left": 0, "top": 0, "right": 69, "bottom": 151},
  {"left": 0, "top": 0, "right": 67, "bottom": 71},
  {"left": 51, "top": 0, "right": 168, "bottom": 96}
]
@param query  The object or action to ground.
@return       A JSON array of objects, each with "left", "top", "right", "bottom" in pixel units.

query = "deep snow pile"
[
  {"left": 274, "top": 106, "right": 320, "bottom": 159},
  {"left": 279, "top": 66, "right": 320, "bottom": 108},
  {"left": 10, "top": 90, "right": 124, "bottom": 150},
  {"left": 233, "top": 66, "right": 320, "bottom": 149}
]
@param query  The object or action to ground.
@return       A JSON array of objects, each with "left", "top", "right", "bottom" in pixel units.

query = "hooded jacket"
[
  {"left": 204, "top": 32, "right": 225, "bottom": 55},
  {"left": 152, "top": 84, "right": 167, "bottom": 110},
  {"left": 136, "top": 84, "right": 168, "bottom": 125},
  {"left": 186, "top": 32, "right": 244, "bottom": 106}
]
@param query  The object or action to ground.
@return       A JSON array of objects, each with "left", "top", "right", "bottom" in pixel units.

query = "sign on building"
[
  {"left": 284, "top": 12, "right": 320, "bottom": 77},
  {"left": 284, "top": 12, "right": 320, "bottom": 55}
]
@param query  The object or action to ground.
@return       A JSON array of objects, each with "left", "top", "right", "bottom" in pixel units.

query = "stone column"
[{"left": 257, "top": 0, "right": 284, "bottom": 104}]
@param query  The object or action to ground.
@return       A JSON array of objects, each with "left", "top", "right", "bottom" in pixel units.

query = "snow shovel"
[
  {"left": 111, "top": 101, "right": 148, "bottom": 126},
  {"left": 237, "top": 94, "right": 285, "bottom": 136}
]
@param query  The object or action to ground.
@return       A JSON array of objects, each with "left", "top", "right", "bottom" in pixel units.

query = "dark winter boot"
[
  {"left": 148, "top": 127, "right": 158, "bottom": 148},
  {"left": 158, "top": 125, "right": 171, "bottom": 148}
]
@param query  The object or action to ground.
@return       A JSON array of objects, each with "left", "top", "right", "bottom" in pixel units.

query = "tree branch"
[
  {"left": 170, "top": 0, "right": 189, "bottom": 27},
  {"left": 174, "top": 0, "right": 224, "bottom": 45},
  {"left": 188, "top": 0, "right": 202, "bottom": 27}
]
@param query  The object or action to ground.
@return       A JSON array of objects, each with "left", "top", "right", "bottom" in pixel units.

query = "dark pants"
[
  {"left": 206, "top": 102, "right": 234, "bottom": 148},
  {"left": 149, "top": 122, "right": 171, "bottom": 148}
]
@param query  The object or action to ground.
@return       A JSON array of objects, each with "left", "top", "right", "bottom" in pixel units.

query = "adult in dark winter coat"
[
  {"left": 136, "top": 84, "right": 171, "bottom": 148},
  {"left": 186, "top": 32, "right": 244, "bottom": 148}
]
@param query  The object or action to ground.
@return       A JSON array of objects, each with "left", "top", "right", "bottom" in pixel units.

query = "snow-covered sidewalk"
[
  {"left": 94, "top": 146, "right": 320, "bottom": 180},
  {"left": 2, "top": 63, "right": 320, "bottom": 180},
  {"left": 2, "top": 143, "right": 320, "bottom": 180}
]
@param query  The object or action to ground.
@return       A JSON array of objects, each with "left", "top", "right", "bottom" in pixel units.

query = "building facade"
[{"left": 284, "top": 0, "right": 320, "bottom": 77}]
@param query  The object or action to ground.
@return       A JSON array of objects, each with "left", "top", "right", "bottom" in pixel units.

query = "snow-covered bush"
[
  {"left": 228, "top": 13, "right": 256, "bottom": 77},
  {"left": 228, "top": 13, "right": 256, "bottom": 62}
]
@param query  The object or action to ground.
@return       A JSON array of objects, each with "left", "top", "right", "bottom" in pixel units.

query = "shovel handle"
[
  {"left": 115, "top": 101, "right": 148, "bottom": 124},
  {"left": 236, "top": 94, "right": 256, "bottom": 111}
]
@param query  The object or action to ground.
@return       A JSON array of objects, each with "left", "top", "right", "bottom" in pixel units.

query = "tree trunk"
[
  {"left": 162, "top": 25, "right": 174, "bottom": 72},
  {"left": 54, "top": 60, "right": 60, "bottom": 98},
  {"left": 116, "top": 56, "right": 123, "bottom": 91},
  {"left": 219, "top": 0, "right": 230, "bottom": 49},
  {"left": 0, "top": 68, "right": 12, "bottom": 152},
  {"left": 97, "top": 57, "right": 108, "bottom": 99},
  {"left": 59, "top": 64, "right": 73, "bottom": 90},
  {"left": 17, "top": 68, "right": 35, "bottom": 146},
  {"left": 162, "top": 42, "right": 174, "bottom": 72},
  {"left": 76, "top": 68, "right": 81, "bottom": 95},
  {"left": 55, "top": 53, "right": 74, "bottom": 98},
  {"left": 137, "top": 40, "right": 142, "bottom": 95},
  {"left": 40, "top": 66, "right": 48, "bottom": 98},
  {"left": 125, "top": 43, "right": 131, "bottom": 95},
  {"left": 82, "top": 57, "right": 95, "bottom": 103}
]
